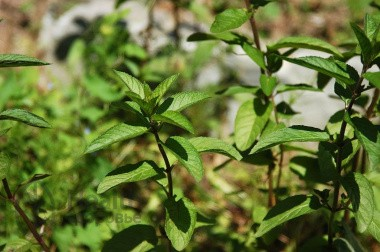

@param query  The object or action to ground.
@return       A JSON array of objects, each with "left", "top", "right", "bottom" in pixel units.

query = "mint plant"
[
  {"left": 0, "top": 54, "right": 51, "bottom": 251},
  {"left": 189, "top": 1, "right": 380, "bottom": 250},
  {"left": 85, "top": 71, "right": 242, "bottom": 250}
]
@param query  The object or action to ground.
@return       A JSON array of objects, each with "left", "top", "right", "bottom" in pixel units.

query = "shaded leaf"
[
  {"left": 102, "top": 224, "right": 158, "bottom": 252},
  {"left": 187, "top": 32, "right": 249, "bottom": 45},
  {"left": 234, "top": 98, "right": 273, "bottom": 151},
  {"left": 0, "top": 54, "right": 49, "bottom": 68},
  {"left": 366, "top": 210, "right": 380, "bottom": 242},
  {"left": 210, "top": 8, "right": 250, "bottom": 33},
  {"left": 189, "top": 137, "right": 242, "bottom": 160},
  {"left": 164, "top": 136, "right": 203, "bottom": 182},
  {"left": 341, "top": 172, "right": 375, "bottom": 233},
  {"left": 152, "top": 111, "right": 195, "bottom": 134},
  {"left": 255, "top": 195, "right": 321, "bottom": 237},
  {"left": 0, "top": 109, "right": 51, "bottom": 128},
  {"left": 351, "top": 22, "right": 373, "bottom": 65},
  {"left": 250, "top": 125, "right": 330, "bottom": 154},
  {"left": 165, "top": 197, "right": 197, "bottom": 251},
  {"left": 334, "top": 238, "right": 355, "bottom": 252},
  {"left": 0, "top": 152, "right": 11, "bottom": 180},
  {"left": 242, "top": 42, "right": 266, "bottom": 70},
  {"left": 85, "top": 123, "right": 149, "bottom": 153},
  {"left": 268, "top": 36, "right": 343, "bottom": 57},
  {"left": 276, "top": 83, "right": 322, "bottom": 93},
  {"left": 97, "top": 161, "right": 164, "bottom": 194},
  {"left": 157, "top": 91, "right": 210, "bottom": 113}
]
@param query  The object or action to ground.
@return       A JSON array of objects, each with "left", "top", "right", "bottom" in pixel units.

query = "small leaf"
[
  {"left": 164, "top": 197, "right": 197, "bottom": 251},
  {"left": 3, "top": 238, "right": 33, "bottom": 252},
  {"left": 114, "top": 70, "right": 145, "bottom": 99},
  {"left": 189, "top": 137, "right": 242, "bottom": 160},
  {"left": 152, "top": 111, "right": 195, "bottom": 134},
  {"left": 250, "top": 125, "right": 330, "bottom": 154},
  {"left": 215, "top": 85, "right": 259, "bottom": 96},
  {"left": 276, "top": 101, "right": 299, "bottom": 116},
  {"left": 334, "top": 238, "right": 356, "bottom": 252},
  {"left": 364, "top": 14, "right": 380, "bottom": 42},
  {"left": 0, "top": 54, "right": 49, "bottom": 68},
  {"left": 85, "top": 123, "right": 149, "bottom": 153},
  {"left": 18, "top": 174, "right": 50, "bottom": 188},
  {"left": 260, "top": 74, "right": 277, "bottom": 96},
  {"left": 281, "top": 56, "right": 357, "bottom": 86},
  {"left": 210, "top": 8, "right": 250, "bottom": 33},
  {"left": 341, "top": 172, "right": 375, "bottom": 233},
  {"left": 151, "top": 74, "right": 179, "bottom": 102},
  {"left": 97, "top": 161, "right": 164, "bottom": 194},
  {"left": 187, "top": 32, "right": 249, "bottom": 45},
  {"left": 255, "top": 195, "right": 321, "bottom": 237},
  {"left": 363, "top": 72, "right": 380, "bottom": 88},
  {"left": 157, "top": 91, "right": 210, "bottom": 113},
  {"left": 268, "top": 36, "right": 343, "bottom": 58},
  {"left": 242, "top": 42, "right": 266, "bottom": 70},
  {"left": 289, "top": 156, "right": 325, "bottom": 183},
  {"left": 102, "top": 224, "right": 158, "bottom": 252},
  {"left": 0, "top": 152, "right": 11, "bottom": 180},
  {"left": 0, "top": 127, "right": 11, "bottom": 137},
  {"left": 345, "top": 116, "right": 380, "bottom": 170},
  {"left": 318, "top": 142, "right": 339, "bottom": 182},
  {"left": 164, "top": 136, "right": 203, "bottom": 182},
  {"left": 351, "top": 22, "right": 373, "bottom": 65},
  {"left": 234, "top": 98, "right": 273, "bottom": 151},
  {"left": 366, "top": 210, "right": 380, "bottom": 242},
  {"left": 276, "top": 83, "right": 322, "bottom": 93},
  {"left": 0, "top": 109, "right": 51, "bottom": 128}
]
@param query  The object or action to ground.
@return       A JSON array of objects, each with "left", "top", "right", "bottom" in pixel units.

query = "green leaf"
[
  {"left": 341, "top": 172, "right": 375, "bottom": 233},
  {"left": 151, "top": 74, "right": 179, "bottom": 102},
  {"left": 3, "top": 239, "right": 33, "bottom": 252},
  {"left": 0, "top": 152, "right": 11, "bottom": 180},
  {"left": 242, "top": 42, "right": 266, "bottom": 70},
  {"left": 114, "top": 70, "right": 145, "bottom": 99},
  {"left": 289, "top": 156, "right": 325, "bottom": 183},
  {"left": 345, "top": 116, "right": 380, "bottom": 170},
  {"left": 281, "top": 56, "right": 357, "bottom": 86},
  {"left": 210, "top": 8, "right": 250, "bottom": 33},
  {"left": 250, "top": 125, "right": 330, "bottom": 154},
  {"left": 363, "top": 72, "right": 380, "bottom": 88},
  {"left": 157, "top": 91, "right": 210, "bottom": 113},
  {"left": 164, "top": 197, "right": 197, "bottom": 251},
  {"left": 97, "top": 161, "right": 163, "bottom": 193},
  {"left": 215, "top": 85, "right": 259, "bottom": 96},
  {"left": 85, "top": 123, "right": 149, "bottom": 153},
  {"left": 234, "top": 98, "right": 273, "bottom": 151},
  {"left": 268, "top": 36, "right": 343, "bottom": 58},
  {"left": 152, "top": 111, "right": 195, "bottom": 134},
  {"left": 260, "top": 74, "right": 277, "bottom": 96},
  {"left": 318, "top": 142, "right": 339, "bottom": 182},
  {"left": 276, "top": 83, "right": 322, "bottom": 93},
  {"left": 83, "top": 75, "right": 123, "bottom": 102},
  {"left": 0, "top": 54, "right": 49, "bottom": 68},
  {"left": 0, "top": 127, "right": 11, "bottom": 137},
  {"left": 187, "top": 32, "right": 249, "bottom": 45},
  {"left": 164, "top": 136, "right": 203, "bottom": 182},
  {"left": 364, "top": 14, "right": 380, "bottom": 42},
  {"left": 342, "top": 222, "right": 366, "bottom": 252},
  {"left": 255, "top": 195, "right": 321, "bottom": 237},
  {"left": 18, "top": 174, "right": 50, "bottom": 189},
  {"left": 0, "top": 109, "right": 51, "bottom": 128},
  {"left": 189, "top": 137, "right": 242, "bottom": 160},
  {"left": 366, "top": 210, "right": 380, "bottom": 242},
  {"left": 334, "top": 238, "right": 356, "bottom": 252},
  {"left": 351, "top": 22, "right": 373, "bottom": 65},
  {"left": 102, "top": 224, "right": 158, "bottom": 252}
]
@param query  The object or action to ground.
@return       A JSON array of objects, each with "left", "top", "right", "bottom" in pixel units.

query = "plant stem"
[
  {"left": 244, "top": 0, "right": 261, "bottom": 51},
  {"left": 2, "top": 178, "right": 49, "bottom": 251},
  {"left": 366, "top": 88, "right": 379, "bottom": 118},
  {"left": 152, "top": 128, "right": 173, "bottom": 198},
  {"left": 327, "top": 67, "right": 368, "bottom": 247},
  {"left": 268, "top": 163, "right": 276, "bottom": 207}
]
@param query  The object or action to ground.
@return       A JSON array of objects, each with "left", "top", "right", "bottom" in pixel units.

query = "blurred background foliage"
[{"left": 0, "top": 0, "right": 379, "bottom": 251}]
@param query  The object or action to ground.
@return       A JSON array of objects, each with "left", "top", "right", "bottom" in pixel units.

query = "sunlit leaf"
[
  {"left": 0, "top": 109, "right": 51, "bottom": 128},
  {"left": 0, "top": 54, "right": 49, "bottom": 68},
  {"left": 210, "top": 8, "right": 250, "bottom": 33},
  {"left": 189, "top": 137, "right": 242, "bottom": 160}
]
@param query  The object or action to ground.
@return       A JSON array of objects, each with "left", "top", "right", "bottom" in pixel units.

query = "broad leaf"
[
  {"left": 289, "top": 156, "right": 325, "bottom": 183},
  {"left": 260, "top": 74, "right": 277, "bottom": 96},
  {"left": 242, "top": 42, "right": 266, "bottom": 70},
  {"left": 210, "top": 8, "right": 250, "bottom": 33},
  {"left": 97, "top": 161, "right": 163, "bottom": 193},
  {"left": 0, "top": 109, "right": 51, "bottom": 128},
  {"left": 250, "top": 125, "right": 330, "bottom": 154},
  {"left": 102, "top": 224, "right": 158, "bottom": 252},
  {"left": 341, "top": 172, "right": 375, "bottom": 233},
  {"left": 345, "top": 116, "right": 380, "bottom": 170},
  {"left": 234, "top": 98, "right": 273, "bottom": 151},
  {"left": 351, "top": 23, "right": 373, "bottom": 65},
  {"left": 157, "top": 91, "right": 210, "bottom": 113},
  {"left": 0, "top": 152, "right": 10, "bottom": 180},
  {"left": 365, "top": 14, "right": 380, "bottom": 42},
  {"left": 268, "top": 36, "right": 343, "bottom": 58},
  {"left": 366, "top": 210, "right": 380, "bottom": 242},
  {"left": 187, "top": 32, "right": 249, "bottom": 45},
  {"left": 164, "top": 197, "right": 197, "bottom": 251},
  {"left": 164, "top": 136, "right": 203, "bottom": 182},
  {"left": 255, "top": 195, "right": 321, "bottom": 237},
  {"left": 189, "top": 137, "right": 242, "bottom": 160},
  {"left": 276, "top": 83, "right": 322, "bottom": 93},
  {"left": 318, "top": 142, "right": 339, "bottom": 182},
  {"left": 0, "top": 54, "right": 49, "bottom": 68},
  {"left": 114, "top": 70, "right": 145, "bottom": 99},
  {"left": 363, "top": 72, "right": 380, "bottom": 88},
  {"left": 85, "top": 123, "right": 149, "bottom": 153},
  {"left": 152, "top": 111, "right": 195, "bottom": 134},
  {"left": 151, "top": 74, "right": 179, "bottom": 102},
  {"left": 281, "top": 56, "right": 357, "bottom": 85},
  {"left": 3, "top": 238, "right": 33, "bottom": 252}
]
